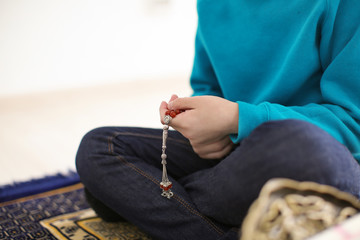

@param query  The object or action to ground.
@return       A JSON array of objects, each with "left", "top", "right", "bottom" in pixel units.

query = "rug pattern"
[
  {"left": 0, "top": 184, "right": 87, "bottom": 239},
  {"left": 41, "top": 209, "right": 151, "bottom": 240},
  {"left": 0, "top": 183, "right": 151, "bottom": 240}
]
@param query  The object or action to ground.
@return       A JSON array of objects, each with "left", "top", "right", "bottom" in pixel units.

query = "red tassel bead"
[{"left": 160, "top": 183, "right": 173, "bottom": 191}]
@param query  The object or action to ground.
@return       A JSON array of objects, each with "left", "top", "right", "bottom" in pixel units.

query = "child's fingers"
[
  {"left": 159, "top": 101, "right": 168, "bottom": 124},
  {"left": 168, "top": 97, "right": 195, "bottom": 111},
  {"left": 169, "top": 94, "right": 179, "bottom": 102}
]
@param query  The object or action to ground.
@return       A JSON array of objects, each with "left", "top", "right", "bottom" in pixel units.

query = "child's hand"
[{"left": 159, "top": 95, "right": 239, "bottom": 159}]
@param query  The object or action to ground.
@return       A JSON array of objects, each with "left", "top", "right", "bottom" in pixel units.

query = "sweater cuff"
[{"left": 230, "top": 101, "right": 269, "bottom": 143}]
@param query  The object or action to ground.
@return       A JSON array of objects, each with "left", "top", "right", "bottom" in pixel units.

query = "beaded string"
[{"left": 160, "top": 109, "right": 182, "bottom": 199}]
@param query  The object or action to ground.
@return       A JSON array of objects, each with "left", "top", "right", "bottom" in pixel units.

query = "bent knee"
[
  {"left": 247, "top": 120, "right": 357, "bottom": 184},
  {"left": 75, "top": 127, "right": 113, "bottom": 176}
]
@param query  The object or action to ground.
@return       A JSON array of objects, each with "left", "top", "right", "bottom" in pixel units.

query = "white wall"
[{"left": 0, "top": 0, "right": 197, "bottom": 96}]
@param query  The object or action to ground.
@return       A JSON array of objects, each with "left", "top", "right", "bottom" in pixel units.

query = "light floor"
[{"left": 0, "top": 77, "right": 191, "bottom": 186}]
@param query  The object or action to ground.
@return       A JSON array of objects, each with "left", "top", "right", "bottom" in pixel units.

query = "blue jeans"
[{"left": 76, "top": 120, "right": 360, "bottom": 240}]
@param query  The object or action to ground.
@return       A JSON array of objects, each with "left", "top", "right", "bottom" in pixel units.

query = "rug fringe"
[{"left": 0, "top": 170, "right": 80, "bottom": 202}]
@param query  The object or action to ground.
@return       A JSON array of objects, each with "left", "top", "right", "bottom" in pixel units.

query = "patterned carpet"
[
  {"left": 2, "top": 178, "right": 360, "bottom": 240},
  {"left": 0, "top": 183, "right": 151, "bottom": 240}
]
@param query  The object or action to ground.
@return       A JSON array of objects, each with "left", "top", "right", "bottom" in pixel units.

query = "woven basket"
[{"left": 240, "top": 178, "right": 360, "bottom": 240}]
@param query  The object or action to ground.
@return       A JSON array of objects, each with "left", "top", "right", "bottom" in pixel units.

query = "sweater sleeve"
[
  {"left": 231, "top": 0, "right": 360, "bottom": 162},
  {"left": 190, "top": 27, "right": 223, "bottom": 97}
]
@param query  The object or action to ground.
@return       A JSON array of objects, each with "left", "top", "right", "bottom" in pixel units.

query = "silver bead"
[
  {"left": 163, "top": 125, "right": 169, "bottom": 130},
  {"left": 163, "top": 115, "right": 172, "bottom": 125},
  {"left": 161, "top": 153, "right": 167, "bottom": 160}
]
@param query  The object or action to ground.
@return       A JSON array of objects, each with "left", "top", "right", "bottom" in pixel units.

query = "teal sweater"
[{"left": 190, "top": 0, "right": 360, "bottom": 162}]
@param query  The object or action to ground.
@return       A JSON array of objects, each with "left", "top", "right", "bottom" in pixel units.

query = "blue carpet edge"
[{"left": 0, "top": 171, "right": 80, "bottom": 202}]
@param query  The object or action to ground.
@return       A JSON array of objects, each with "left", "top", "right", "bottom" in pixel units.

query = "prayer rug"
[{"left": 0, "top": 182, "right": 151, "bottom": 240}]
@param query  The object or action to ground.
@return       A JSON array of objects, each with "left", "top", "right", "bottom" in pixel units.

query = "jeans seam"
[
  {"left": 108, "top": 132, "right": 225, "bottom": 236},
  {"left": 172, "top": 195, "right": 225, "bottom": 235}
]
